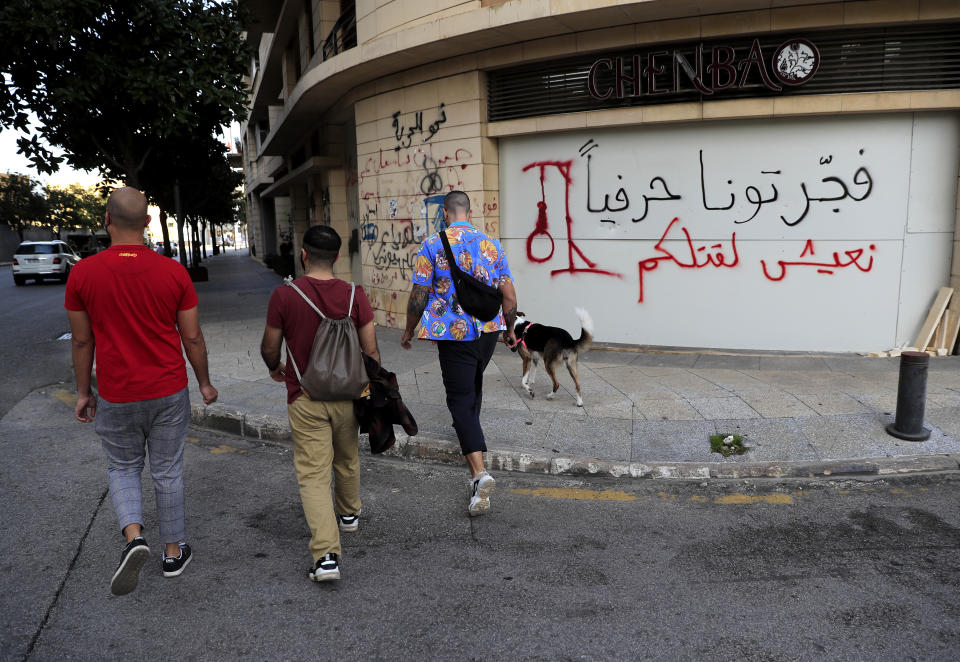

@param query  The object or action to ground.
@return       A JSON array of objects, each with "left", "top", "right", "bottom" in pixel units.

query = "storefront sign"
[{"left": 587, "top": 38, "right": 819, "bottom": 100}]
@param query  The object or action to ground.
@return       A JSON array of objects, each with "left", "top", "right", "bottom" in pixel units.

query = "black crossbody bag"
[{"left": 439, "top": 231, "right": 503, "bottom": 322}]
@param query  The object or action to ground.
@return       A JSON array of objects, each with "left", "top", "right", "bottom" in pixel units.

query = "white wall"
[{"left": 500, "top": 113, "right": 959, "bottom": 352}]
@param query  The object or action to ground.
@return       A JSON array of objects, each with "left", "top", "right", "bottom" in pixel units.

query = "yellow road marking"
[
  {"left": 715, "top": 493, "right": 794, "bottom": 505},
  {"left": 509, "top": 489, "right": 795, "bottom": 505},
  {"left": 186, "top": 437, "right": 200, "bottom": 444},
  {"left": 507, "top": 487, "right": 638, "bottom": 502},
  {"left": 889, "top": 488, "right": 911, "bottom": 495},
  {"left": 52, "top": 389, "right": 77, "bottom": 407},
  {"left": 210, "top": 444, "right": 247, "bottom": 455}
]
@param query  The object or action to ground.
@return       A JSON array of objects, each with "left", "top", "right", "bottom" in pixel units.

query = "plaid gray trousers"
[{"left": 95, "top": 387, "right": 190, "bottom": 544}]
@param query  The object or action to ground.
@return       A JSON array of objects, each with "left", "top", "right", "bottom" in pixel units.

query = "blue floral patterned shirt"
[{"left": 411, "top": 220, "right": 513, "bottom": 341}]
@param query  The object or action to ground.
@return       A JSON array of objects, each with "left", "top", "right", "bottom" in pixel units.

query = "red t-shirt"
[
  {"left": 64, "top": 245, "right": 199, "bottom": 403},
  {"left": 266, "top": 276, "right": 374, "bottom": 403}
]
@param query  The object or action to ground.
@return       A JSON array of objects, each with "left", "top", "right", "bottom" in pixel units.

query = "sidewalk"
[{"left": 188, "top": 251, "right": 960, "bottom": 479}]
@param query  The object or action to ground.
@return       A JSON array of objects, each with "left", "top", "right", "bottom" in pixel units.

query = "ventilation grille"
[{"left": 487, "top": 23, "right": 960, "bottom": 122}]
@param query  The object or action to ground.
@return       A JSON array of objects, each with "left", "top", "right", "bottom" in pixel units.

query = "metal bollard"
[{"left": 885, "top": 351, "right": 931, "bottom": 441}]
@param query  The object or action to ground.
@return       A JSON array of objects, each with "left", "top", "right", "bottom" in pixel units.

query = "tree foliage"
[
  {"left": 0, "top": 173, "right": 47, "bottom": 239},
  {"left": 0, "top": 0, "right": 250, "bottom": 187},
  {"left": 46, "top": 184, "right": 106, "bottom": 234}
]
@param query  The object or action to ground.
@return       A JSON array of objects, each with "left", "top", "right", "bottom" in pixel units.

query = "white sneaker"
[
  {"left": 468, "top": 472, "right": 496, "bottom": 516},
  {"left": 309, "top": 553, "right": 340, "bottom": 582}
]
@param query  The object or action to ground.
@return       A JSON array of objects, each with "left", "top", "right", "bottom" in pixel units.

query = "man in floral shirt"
[{"left": 401, "top": 190, "right": 518, "bottom": 516}]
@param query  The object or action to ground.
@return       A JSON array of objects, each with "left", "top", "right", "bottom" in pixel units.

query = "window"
[{"left": 15, "top": 243, "right": 57, "bottom": 255}]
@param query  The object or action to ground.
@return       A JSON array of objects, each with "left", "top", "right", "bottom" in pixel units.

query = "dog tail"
[{"left": 574, "top": 307, "right": 594, "bottom": 351}]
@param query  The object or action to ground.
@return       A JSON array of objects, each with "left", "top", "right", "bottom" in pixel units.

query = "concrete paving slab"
[
  {"left": 543, "top": 414, "right": 632, "bottom": 462},
  {"left": 758, "top": 357, "right": 832, "bottom": 371},
  {"left": 710, "top": 418, "right": 822, "bottom": 462},
  {"left": 793, "top": 392, "right": 872, "bottom": 416},
  {"left": 174, "top": 253, "right": 960, "bottom": 479},
  {"left": 799, "top": 413, "right": 960, "bottom": 460},
  {"left": 738, "top": 392, "right": 819, "bottom": 419},
  {"left": 691, "top": 368, "right": 768, "bottom": 391},
  {"left": 406, "top": 403, "right": 456, "bottom": 437},
  {"left": 688, "top": 397, "right": 762, "bottom": 420},
  {"left": 630, "top": 353, "right": 700, "bottom": 369},
  {"left": 478, "top": 388, "right": 532, "bottom": 412},
  {"left": 633, "top": 398, "right": 704, "bottom": 421},
  {"left": 579, "top": 350, "right": 639, "bottom": 366},
  {"left": 852, "top": 393, "right": 899, "bottom": 414},
  {"left": 621, "top": 385, "right": 683, "bottom": 401},
  {"left": 692, "top": 355, "right": 761, "bottom": 370},
  {"left": 655, "top": 373, "right": 732, "bottom": 398},
  {"left": 476, "top": 410, "right": 555, "bottom": 452},
  {"left": 581, "top": 399, "right": 636, "bottom": 420},
  {"left": 927, "top": 406, "right": 960, "bottom": 437},
  {"left": 631, "top": 419, "right": 718, "bottom": 462},
  {"left": 928, "top": 392, "right": 960, "bottom": 408}
]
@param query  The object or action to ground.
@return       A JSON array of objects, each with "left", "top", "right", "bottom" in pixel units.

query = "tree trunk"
[
  {"left": 190, "top": 217, "right": 200, "bottom": 267},
  {"left": 174, "top": 181, "right": 188, "bottom": 268},
  {"left": 201, "top": 219, "right": 208, "bottom": 259},
  {"left": 159, "top": 209, "right": 172, "bottom": 257},
  {"left": 211, "top": 223, "right": 220, "bottom": 256}
]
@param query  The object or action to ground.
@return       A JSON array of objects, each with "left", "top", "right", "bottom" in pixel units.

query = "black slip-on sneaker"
[
  {"left": 162, "top": 543, "right": 192, "bottom": 578},
  {"left": 110, "top": 537, "right": 150, "bottom": 596}
]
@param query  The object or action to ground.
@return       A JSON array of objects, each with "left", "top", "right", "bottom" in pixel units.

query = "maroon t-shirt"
[{"left": 266, "top": 276, "right": 374, "bottom": 403}]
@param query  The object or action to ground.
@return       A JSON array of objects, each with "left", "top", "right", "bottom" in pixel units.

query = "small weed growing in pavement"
[{"left": 710, "top": 433, "right": 745, "bottom": 457}]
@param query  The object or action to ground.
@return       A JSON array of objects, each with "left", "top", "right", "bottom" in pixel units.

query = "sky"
[
  {"left": 0, "top": 114, "right": 241, "bottom": 190},
  {"left": 0, "top": 125, "right": 101, "bottom": 188}
]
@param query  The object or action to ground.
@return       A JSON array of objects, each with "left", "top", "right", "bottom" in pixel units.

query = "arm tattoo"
[
  {"left": 405, "top": 284, "right": 431, "bottom": 335},
  {"left": 502, "top": 304, "right": 517, "bottom": 331},
  {"left": 407, "top": 284, "right": 430, "bottom": 318}
]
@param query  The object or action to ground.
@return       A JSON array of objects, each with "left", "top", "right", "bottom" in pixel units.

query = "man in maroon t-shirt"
[
  {"left": 260, "top": 224, "right": 380, "bottom": 582},
  {"left": 65, "top": 187, "right": 218, "bottom": 596}
]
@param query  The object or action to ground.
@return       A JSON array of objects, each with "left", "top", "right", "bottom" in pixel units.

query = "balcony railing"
[{"left": 322, "top": 6, "right": 357, "bottom": 61}]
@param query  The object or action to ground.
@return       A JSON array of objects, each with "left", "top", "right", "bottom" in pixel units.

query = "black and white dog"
[{"left": 511, "top": 308, "right": 594, "bottom": 407}]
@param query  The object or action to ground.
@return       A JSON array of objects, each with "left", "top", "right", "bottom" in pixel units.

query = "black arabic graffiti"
[
  {"left": 367, "top": 221, "right": 420, "bottom": 277},
  {"left": 419, "top": 155, "right": 443, "bottom": 195},
  {"left": 582, "top": 140, "right": 682, "bottom": 224},
  {"left": 579, "top": 141, "right": 875, "bottom": 227},
  {"left": 392, "top": 104, "right": 447, "bottom": 152}
]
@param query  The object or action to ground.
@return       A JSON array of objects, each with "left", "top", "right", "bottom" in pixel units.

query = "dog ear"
[{"left": 517, "top": 311, "right": 526, "bottom": 317}]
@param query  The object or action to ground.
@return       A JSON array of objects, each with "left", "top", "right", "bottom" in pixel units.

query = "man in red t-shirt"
[
  {"left": 260, "top": 224, "right": 379, "bottom": 582},
  {"left": 65, "top": 187, "right": 218, "bottom": 596}
]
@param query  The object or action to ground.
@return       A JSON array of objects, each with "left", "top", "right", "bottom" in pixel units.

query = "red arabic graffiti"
[
  {"left": 760, "top": 239, "right": 876, "bottom": 281},
  {"left": 522, "top": 160, "right": 621, "bottom": 279},
  {"left": 637, "top": 217, "right": 739, "bottom": 302}
]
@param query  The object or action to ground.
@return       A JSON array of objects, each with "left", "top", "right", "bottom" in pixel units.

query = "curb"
[{"left": 190, "top": 405, "right": 960, "bottom": 479}]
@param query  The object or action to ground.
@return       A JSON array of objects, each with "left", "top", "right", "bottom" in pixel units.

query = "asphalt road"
[
  {"left": 2, "top": 386, "right": 959, "bottom": 662},
  {"left": 0, "top": 269, "right": 74, "bottom": 418}
]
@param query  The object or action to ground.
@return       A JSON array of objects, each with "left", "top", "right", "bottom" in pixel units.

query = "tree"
[
  {"left": 0, "top": 1, "right": 249, "bottom": 186},
  {"left": 0, "top": 172, "right": 47, "bottom": 239},
  {"left": 45, "top": 184, "right": 106, "bottom": 235},
  {"left": 140, "top": 132, "right": 241, "bottom": 266}
]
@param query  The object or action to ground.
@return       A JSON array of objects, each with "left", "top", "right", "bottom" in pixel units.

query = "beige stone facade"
[{"left": 242, "top": 0, "right": 960, "bottom": 350}]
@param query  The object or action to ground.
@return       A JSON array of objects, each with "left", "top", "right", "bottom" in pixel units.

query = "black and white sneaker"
[
  {"left": 110, "top": 536, "right": 150, "bottom": 596},
  {"left": 337, "top": 513, "right": 359, "bottom": 532},
  {"left": 468, "top": 471, "right": 496, "bottom": 516},
  {"left": 162, "top": 543, "right": 192, "bottom": 578},
  {"left": 309, "top": 553, "right": 341, "bottom": 582}
]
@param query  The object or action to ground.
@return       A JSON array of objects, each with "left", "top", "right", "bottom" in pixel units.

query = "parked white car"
[{"left": 12, "top": 241, "right": 81, "bottom": 285}]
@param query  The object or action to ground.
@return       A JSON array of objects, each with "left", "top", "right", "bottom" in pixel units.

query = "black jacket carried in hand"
[{"left": 354, "top": 354, "right": 417, "bottom": 454}]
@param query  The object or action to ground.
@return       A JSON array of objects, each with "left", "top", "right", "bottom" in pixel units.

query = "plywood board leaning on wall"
[
  {"left": 942, "top": 309, "right": 960, "bottom": 355},
  {"left": 913, "top": 286, "right": 954, "bottom": 351}
]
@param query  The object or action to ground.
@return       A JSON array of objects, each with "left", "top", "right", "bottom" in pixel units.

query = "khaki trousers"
[{"left": 288, "top": 395, "right": 362, "bottom": 562}]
